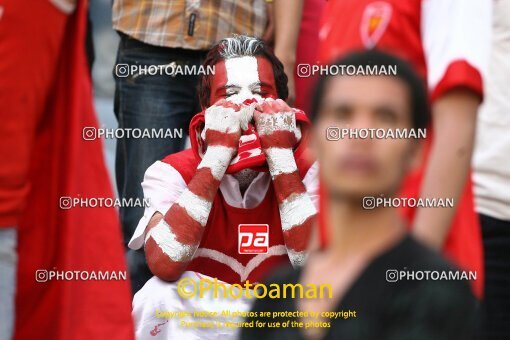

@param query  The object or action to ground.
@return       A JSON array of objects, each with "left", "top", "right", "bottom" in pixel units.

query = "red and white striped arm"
[
  {"left": 144, "top": 100, "right": 243, "bottom": 281},
  {"left": 255, "top": 99, "right": 317, "bottom": 267}
]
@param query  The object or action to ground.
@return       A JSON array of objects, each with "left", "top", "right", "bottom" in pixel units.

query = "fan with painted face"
[
  {"left": 135, "top": 36, "right": 319, "bottom": 340},
  {"left": 190, "top": 36, "right": 311, "bottom": 176}
]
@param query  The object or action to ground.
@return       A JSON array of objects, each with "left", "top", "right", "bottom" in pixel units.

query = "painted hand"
[{"left": 253, "top": 98, "right": 301, "bottom": 150}]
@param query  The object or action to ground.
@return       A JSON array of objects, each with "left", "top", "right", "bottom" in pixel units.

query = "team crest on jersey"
[
  {"left": 360, "top": 1, "right": 393, "bottom": 49},
  {"left": 238, "top": 224, "right": 269, "bottom": 254}
]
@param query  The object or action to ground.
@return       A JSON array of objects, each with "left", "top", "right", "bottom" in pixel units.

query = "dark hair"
[
  {"left": 198, "top": 35, "right": 288, "bottom": 109},
  {"left": 310, "top": 50, "right": 430, "bottom": 130}
]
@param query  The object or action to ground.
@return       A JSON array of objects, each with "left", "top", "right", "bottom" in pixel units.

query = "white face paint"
[{"left": 224, "top": 56, "right": 263, "bottom": 104}]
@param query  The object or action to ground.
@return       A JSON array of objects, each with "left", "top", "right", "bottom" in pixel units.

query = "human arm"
[
  {"left": 413, "top": 0, "right": 492, "bottom": 249},
  {"left": 413, "top": 89, "right": 479, "bottom": 249},
  {"left": 144, "top": 100, "right": 244, "bottom": 281},
  {"left": 273, "top": 0, "right": 304, "bottom": 106},
  {"left": 254, "top": 98, "right": 317, "bottom": 266}
]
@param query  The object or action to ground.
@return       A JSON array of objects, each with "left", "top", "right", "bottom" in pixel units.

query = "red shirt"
[
  {"left": 161, "top": 149, "right": 315, "bottom": 284},
  {"left": 318, "top": 0, "right": 489, "bottom": 100}
]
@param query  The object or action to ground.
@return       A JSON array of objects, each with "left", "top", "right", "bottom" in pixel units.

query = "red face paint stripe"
[
  {"left": 256, "top": 57, "right": 278, "bottom": 97},
  {"left": 210, "top": 60, "right": 228, "bottom": 105}
]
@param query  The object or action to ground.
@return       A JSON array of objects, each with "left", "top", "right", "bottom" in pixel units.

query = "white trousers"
[{"left": 132, "top": 271, "right": 254, "bottom": 340}]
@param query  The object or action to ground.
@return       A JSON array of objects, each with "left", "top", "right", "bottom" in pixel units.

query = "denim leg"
[
  {"left": 480, "top": 214, "right": 510, "bottom": 338},
  {"left": 0, "top": 228, "right": 17, "bottom": 340},
  {"left": 113, "top": 34, "right": 204, "bottom": 293}
]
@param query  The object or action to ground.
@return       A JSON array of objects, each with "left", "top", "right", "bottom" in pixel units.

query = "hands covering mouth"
[{"left": 201, "top": 97, "right": 301, "bottom": 151}]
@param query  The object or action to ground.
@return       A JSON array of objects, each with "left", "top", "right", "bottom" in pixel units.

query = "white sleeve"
[
  {"left": 303, "top": 161, "right": 319, "bottom": 210},
  {"left": 49, "top": 0, "right": 77, "bottom": 14},
  {"left": 128, "top": 161, "right": 187, "bottom": 250},
  {"left": 421, "top": 0, "right": 492, "bottom": 99}
]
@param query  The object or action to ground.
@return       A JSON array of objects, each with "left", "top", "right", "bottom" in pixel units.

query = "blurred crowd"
[{"left": 0, "top": 0, "right": 509, "bottom": 339}]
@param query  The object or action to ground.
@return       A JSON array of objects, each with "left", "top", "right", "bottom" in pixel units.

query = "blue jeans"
[
  {"left": 114, "top": 33, "right": 204, "bottom": 294},
  {"left": 0, "top": 228, "right": 16, "bottom": 340},
  {"left": 480, "top": 213, "right": 510, "bottom": 339}
]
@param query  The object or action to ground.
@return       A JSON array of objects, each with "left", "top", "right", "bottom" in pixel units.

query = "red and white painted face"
[{"left": 210, "top": 56, "right": 278, "bottom": 105}]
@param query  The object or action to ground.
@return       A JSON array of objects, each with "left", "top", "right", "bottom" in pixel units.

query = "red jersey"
[
  {"left": 319, "top": 0, "right": 489, "bottom": 100},
  {"left": 151, "top": 149, "right": 316, "bottom": 284}
]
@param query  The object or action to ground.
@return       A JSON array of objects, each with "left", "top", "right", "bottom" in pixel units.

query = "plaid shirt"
[{"left": 112, "top": 0, "right": 267, "bottom": 50}]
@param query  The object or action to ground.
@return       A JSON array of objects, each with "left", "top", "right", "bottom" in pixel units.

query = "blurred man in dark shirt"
[{"left": 242, "top": 50, "right": 478, "bottom": 340}]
